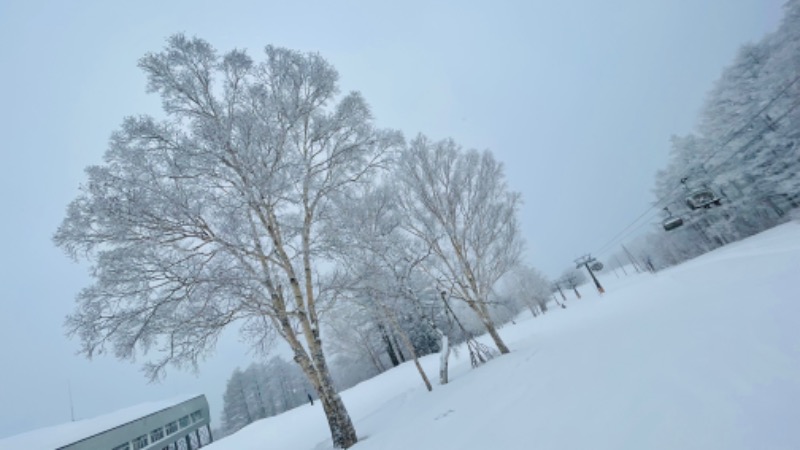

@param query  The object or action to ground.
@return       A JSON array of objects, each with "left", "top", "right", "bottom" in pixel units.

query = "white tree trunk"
[
  {"left": 383, "top": 302, "right": 433, "bottom": 391},
  {"left": 439, "top": 333, "right": 450, "bottom": 385}
]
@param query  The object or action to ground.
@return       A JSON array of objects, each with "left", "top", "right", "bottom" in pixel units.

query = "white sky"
[{"left": 0, "top": 0, "right": 785, "bottom": 439}]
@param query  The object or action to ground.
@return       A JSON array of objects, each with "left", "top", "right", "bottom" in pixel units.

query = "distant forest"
[{"left": 611, "top": 0, "right": 800, "bottom": 270}]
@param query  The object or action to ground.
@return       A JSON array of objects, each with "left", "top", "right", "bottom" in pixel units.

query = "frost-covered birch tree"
[
  {"left": 500, "top": 265, "right": 552, "bottom": 318},
  {"left": 53, "top": 34, "right": 401, "bottom": 448},
  {"left": 394, "top": 135, "right": 524, "bottom": 354},
  {"left": 326, "top": 185, "right": 438, "bottom": 390}
]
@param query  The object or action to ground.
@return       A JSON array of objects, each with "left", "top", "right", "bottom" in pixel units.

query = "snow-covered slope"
[
  {"left": 209, "top": 221, "right": 800, "bottom": 450},
  {"left": 9, "top": 222, "right": 797, "bottom": 450}
]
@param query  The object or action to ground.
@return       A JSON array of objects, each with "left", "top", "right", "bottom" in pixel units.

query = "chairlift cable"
[
  {"left": 603, "top": 97, "right": 800, "bottom": 251},
  {"left": 591, "top": 76, "right": 800, "bottom": 257},
  {"left": 696, "top": 97, "right": 800, "bottom": 180},
  {"left": 696, "top": 73, "right": 800, "bottom": 172},
  {"left": 598, "top": 96, "right": 800, "bottom": 254}
]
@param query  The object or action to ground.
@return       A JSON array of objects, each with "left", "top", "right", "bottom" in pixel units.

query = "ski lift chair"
[
  {"left": 685, "top": 189, "right": 722, "bottom": 210},
  {"left": 661, "top": 206, "right": 684, "bottom": 231},
  {"left": 662, "top": 216, "right": 684, "bottom": 231}
]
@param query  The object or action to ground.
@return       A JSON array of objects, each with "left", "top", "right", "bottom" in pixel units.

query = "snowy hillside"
[{"left": 205, "top": 221, "right": 800, "bottom": 450}]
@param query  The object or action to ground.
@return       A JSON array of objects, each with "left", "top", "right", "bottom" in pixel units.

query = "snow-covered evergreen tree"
[
  {"left": 221, "top": 369, "right": 253, "bottom": 435},
  {"left": 221, "top": 357, "right": 315, "bottom": 435},
  {"left": 641, "top": 1, "right": 800, "bottom": 268}
]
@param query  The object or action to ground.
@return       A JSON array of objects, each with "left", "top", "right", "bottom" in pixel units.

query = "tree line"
[
  {"left": 220, "top": 357, "right": 315, "bottom": 436},
  {"left": 617, "top": 0, "right": 800, "bottom": 270}
]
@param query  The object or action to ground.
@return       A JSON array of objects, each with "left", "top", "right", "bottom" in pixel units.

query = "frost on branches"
[{"left": 54, "top": 34, "right": 402, "bottom": 449}]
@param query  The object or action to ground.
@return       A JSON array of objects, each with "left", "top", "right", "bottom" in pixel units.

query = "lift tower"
[{"left": 575, "top": 254, "right": 605, "bottom": 294}]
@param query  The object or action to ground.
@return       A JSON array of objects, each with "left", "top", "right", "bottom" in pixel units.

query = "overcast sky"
[{"left": 0, "top": 0, "right": 786, "bottom": 439}]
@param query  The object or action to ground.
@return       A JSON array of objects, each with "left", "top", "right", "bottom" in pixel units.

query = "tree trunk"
[
  {"left": 383, "top": 302, "right": 432, "bottom": 391},
  {"left": 439, "top": 333, "right": 450, "bottom": 385},
  {"left": 616, "top": 257, "right": 628, "bottom": 275},
  {"left": 378, "top": 323, "right": 401, "bottom": 367},
  {"left": 409, "top": 349, "right": 432, "bottom": 391},
  {"left": 469, "top": 303, "right": 510, "bottom": 354},
  {"left": 364, "top": 341, "right": 387, "bottom": 373},
  {"left": 392, "top": 333, "right": 406, "bottom": 362},
  {"left": 414, "top": 291, "right": 450, "bottom": 386},
  {"left": 282, "top": 313, "right": 357, "bottom": 448},
  {"left": 316, "top": 383, "right": 357, "bottom": 448},
  {"left": 308, "top": 327, "right": 358, "bottom": 448},
  {"left": 483, "top": 319, "right": 510, "bottom": 354},
  {"left": 300, "top": 345, "right": 358, "bottom": 448},
  {"left": 556, "top": 284, "right": 567, "bottom": 301}
]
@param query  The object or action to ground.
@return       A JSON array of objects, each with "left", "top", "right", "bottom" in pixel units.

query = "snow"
[
  {"left": 6, "top": 222, "right": 799, "bottom": 450},
  {"left": 208, "top": 221, "right": 800, "bottom": 449},
  {"left": 0, "top": 394, "right": 201, "bottom": 450}
]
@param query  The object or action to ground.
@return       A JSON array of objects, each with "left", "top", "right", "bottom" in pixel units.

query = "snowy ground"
[
  {"left": 207, "top": 221, "right": 800, "bottom": 449},
  {"left": 5, "top": 222, "right": 798, "bottom": 450}
]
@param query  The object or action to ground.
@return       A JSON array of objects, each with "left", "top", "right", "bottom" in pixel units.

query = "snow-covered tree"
[
  {"left": 222, "top": 368, "right": 253, "bottom": 435},
  {"left": 261, "top": 357, "right": 315, "bottom": 412},
  {"left": 638, "top": 1, "right": 800, "bottom": 271},
  {"left": 221, "top": 357, "right": 315, "bottom": 435},
  {"left": 325, "top": 184, "right": 440, "bottom": 390},
  {"left": 559, "top": 269, "right": 586, "bottom": 300},
  {"left": 326, "top": 301, "right": 394, "bottom": 376},
  {"left": 53, "top": 34, "right": 402, "bottom": 448},
  {"left": 394, "top": 135, "right": 524, "bottom": 355},
  {"left": 499, "top": 265, "right": 552, "bottom": 318}
]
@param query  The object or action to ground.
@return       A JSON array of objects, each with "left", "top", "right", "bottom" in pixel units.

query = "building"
[{"left": 0, "top": 394, "right": 213, "bottom": 450}]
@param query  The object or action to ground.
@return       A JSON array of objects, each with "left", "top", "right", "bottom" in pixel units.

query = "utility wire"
[
  {"left": 596, "top": 97, "right": 800, "bottom": 257},
  {"left": 697, "top": 73, "right": 800, "bottom": 171}
]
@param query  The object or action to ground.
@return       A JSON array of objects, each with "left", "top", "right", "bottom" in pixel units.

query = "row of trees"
[
  {"left": 53, "top": 35, "right": 549, "bottom": 448},
  {"left": 221, "top": 264, "right": 555, "bottom": 437},
  {"left": 624, "top": 0, "right": 800, "bottom": 270},
  {"left": 322, "top": 260, "right": 554, "bottom": 392},
  {"left": 221, "top": 357, "right": 315, "bottom": 435}
]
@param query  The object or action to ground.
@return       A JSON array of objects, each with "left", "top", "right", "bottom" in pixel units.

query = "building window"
[
  {"left": 112, "top": 444, "right": 130, "bottom": 450},
  {"left": 150, "top": 427, "right": 165, "bottom": 442},
  {"left": 179, "top": 415, "right": 190, "bottom": 428},
  {"left": 191, "top": 410, "right": 203, "bottom": 423},
  {"left": 132, "top": 435, "right": 149, "bottom": 450},
  {"left": 165, "top": 421, "right": 178, "bottom": 435}
]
